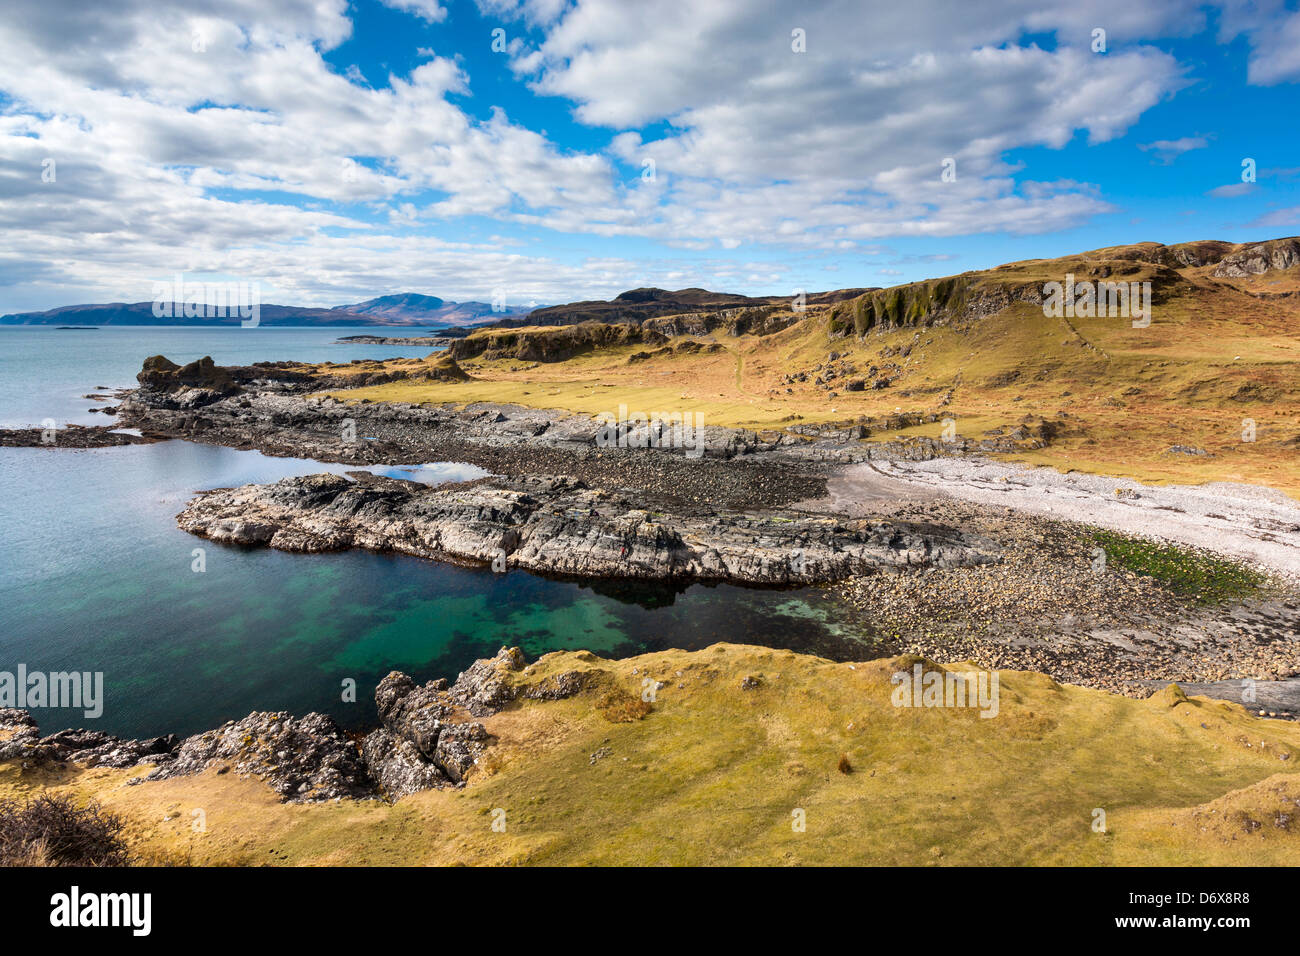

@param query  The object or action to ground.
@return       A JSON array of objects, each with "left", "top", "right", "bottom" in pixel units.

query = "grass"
[
  {"left": 303, "top": 257, "right": 1300, "bottom": 499},
  {"left": 1089, "top": 529, "right": 1267, "bottom": 605},
  {"left": 4, "top": 644, "right": 1298, "bottom": 866}
]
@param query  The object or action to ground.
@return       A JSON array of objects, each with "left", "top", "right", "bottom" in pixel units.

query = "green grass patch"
[{"left": 1089, "top": 529, "right": 1266, "bottom": 605}]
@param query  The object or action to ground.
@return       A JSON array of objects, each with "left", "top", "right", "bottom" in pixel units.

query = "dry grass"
[
  {"left": 3, "top": 644, "right": 1298, "bottom": 866},
  {"left": 304, "top": 259, "right": 1300, "bottom": 497}
]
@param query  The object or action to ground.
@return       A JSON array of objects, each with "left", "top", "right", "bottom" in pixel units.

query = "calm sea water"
[{"left": 0, "top": 326, "right": 871, "bottom": 738}]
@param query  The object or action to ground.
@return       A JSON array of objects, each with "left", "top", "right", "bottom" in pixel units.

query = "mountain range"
[{"left": 0, "top": 292, "right": 536, "bottom": 328}]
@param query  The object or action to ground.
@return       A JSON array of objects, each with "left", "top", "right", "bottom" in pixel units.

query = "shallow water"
[{"left": 0, "top": 327, "right": 873, "bottom": 739}]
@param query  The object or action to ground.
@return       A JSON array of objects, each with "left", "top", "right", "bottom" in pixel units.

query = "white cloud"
[
  {"left": 1139, "top": 136, "right": 1210, "bottom": 164},
  {"left": 501, "top": 0, "right": 1191, "bottom": 244},
  {"left": 1207, "top": 183, "right": 1256, "bottom": 198},
  {"left": 1219, "top": 0, "right": 1300, "bottom": 85},
  {"left": 379, "top": 0, "right": 449, "bottom": 23},
  {"left": 0, "top": 0, "right": 1283, "bottom": 310}
]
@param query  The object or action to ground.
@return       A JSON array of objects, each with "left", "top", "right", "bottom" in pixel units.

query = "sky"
[{"left": 1, "top": 0, "right": 1299, "bottom": 313}]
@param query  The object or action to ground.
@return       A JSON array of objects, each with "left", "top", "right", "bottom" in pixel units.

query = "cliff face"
[
  {"left": 643, "top": 306, "right": 797, "bottom": 338},
  {"left": 1212, "top": 238, "right": 1300, "bottom": 278},
  {"left": 450, "top": 321, "right": 666, "bottom": 362},
  {"left": 823, "top": 238, "right": 1265, "bottom": 338},
  {"left": 826, "top": 276, "right": 1037, "bottom": 336}
]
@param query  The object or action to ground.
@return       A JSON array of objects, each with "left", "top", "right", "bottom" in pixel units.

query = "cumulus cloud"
[
  {"left": 1219, "top": 0, "right": 1300, "bottom": 85},
  {"left": 0, "top": 0, "right": 1285, "bottom": 309},
  {"left": 501, "top": 0, "right": 1191, "bottom": 244},
  {"left": 379, "top": 0, "right": 449, "bottom": 23}
]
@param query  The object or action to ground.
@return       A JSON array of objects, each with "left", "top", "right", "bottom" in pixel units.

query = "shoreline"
[{"left": 1, "top": 352, "right": 1296, "bottom": 715}]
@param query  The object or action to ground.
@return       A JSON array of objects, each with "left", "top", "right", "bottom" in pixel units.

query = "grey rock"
[
  {"left": 144, "top": 711, "right": 373, "bottom": 803},
  {"left": 361, "top": 728, "right": 449, "bottom": 798},
  {"left": 176, "top": 471, "right": 1000, "bottom": 585}
]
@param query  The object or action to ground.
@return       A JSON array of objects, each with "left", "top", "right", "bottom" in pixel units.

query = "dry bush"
[
  {"left": 0, "top": 795, "right": 129, "bottom": 867},
  {"left": 597, "top": 690, "right": 654, "bottom": 723}
]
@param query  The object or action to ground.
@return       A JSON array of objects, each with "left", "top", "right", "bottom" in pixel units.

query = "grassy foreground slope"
[
  {"left": 4, "top": 644, "right": 1297, "bottom": 866},
  {"left": 311, "top": 241, "right": 1300, "bottom": 497}
]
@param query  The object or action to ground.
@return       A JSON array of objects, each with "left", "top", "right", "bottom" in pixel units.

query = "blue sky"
[{"left": 0, "top": 0, "right": 1298, "bottom": 312}]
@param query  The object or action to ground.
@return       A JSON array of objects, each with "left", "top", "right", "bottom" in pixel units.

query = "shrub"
[
  {"left": 0, "top": 795, "right": 129, "bottom": 867},
  {"left": 597, "top": 690, "right": 654, "bottom": 723}
]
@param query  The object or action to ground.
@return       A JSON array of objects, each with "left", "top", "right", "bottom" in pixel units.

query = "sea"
[{"left": 0, "top": 325, "right": 870, "bottom": 738}]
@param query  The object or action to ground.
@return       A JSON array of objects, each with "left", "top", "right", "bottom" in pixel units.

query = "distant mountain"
[
  {"left": 0, "top": 285, "right": 879, "bottom": 328},
  {"left": 0, "top": 292, "right": 539, "bottom": 327},
  {"left": 332, "top": 293, "right": 535, "bottom": 326},
  {"left": 0, "top": 301, "right": 368, "bottom": 327}
]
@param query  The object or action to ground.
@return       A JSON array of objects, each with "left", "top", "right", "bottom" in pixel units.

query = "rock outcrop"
[
  {"left": 1212, "top": 238, "right": 1300, "bottom": 278},
  {"left": 0, "top": 648, "right": 572, "bottom": 804},
  {"left": 450, "top": 321, "right": 667, "bottom": 363},
  {"left": 1, "top": 708, "right": 182, "bottom": 769},
  {"left": 176, "top": 471, "right": 1000, "bottom": 584},
  {"left": 143, "top": 712, "right": 372, "bottom": 802}
]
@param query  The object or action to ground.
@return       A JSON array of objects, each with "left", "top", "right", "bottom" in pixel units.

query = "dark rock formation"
[
  {"left": 361, "top": 729, "right": 449, "bottom": 798},
  {"left": 0, "top": 708, "right": 179, "bottom": 769},
  {"left": 0, "top": 647, "right": 556, "bottom": 804},
  {"left": 450, "top": 321, "right": 667, "bottom": 363},
  {"left": 0, "top": 424, "right": 161, "bottom": 448},
  {"left": 142, "top": 712, "right": 372, "bottom": 802},
  {"left": 501, "top": 287, "right": 773, "bottom": 327}
]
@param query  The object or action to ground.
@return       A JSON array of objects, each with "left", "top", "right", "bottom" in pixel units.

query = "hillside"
[
  {"left": 0, "top": 301, "right": 370, "bottom": 327},
  {"left": 313, "top": 235, "right": 1300, "bottom": 498},
  {"left": 497, "top": 286, "right": 872, "bottom": 328},
  {"left": 6, "top": 643, "right": 1297, "bottom": 866}
]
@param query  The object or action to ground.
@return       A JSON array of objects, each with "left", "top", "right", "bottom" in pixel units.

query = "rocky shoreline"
[
  {"left": 176, "top": 470, "right": 998, "bottom": 584},
  {"left": 0, "top": 647, "right": 575, "bottom": 803},
  {"left": 0, "top": 423, "right": 159, "bottom": 448},
  {"left": 4, "top": 352, "right": 1296, "bottom": 706},
  {"left": 333, "top": 334, "right": 460, "bottom": 346}
]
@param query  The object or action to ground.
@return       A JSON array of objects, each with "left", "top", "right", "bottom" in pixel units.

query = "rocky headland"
[
  {"left": 0, "top": 647, "right": 572, "bottom": 803},
  {"left": 177, "top": 470, "right": 998, "bottom": 584}
]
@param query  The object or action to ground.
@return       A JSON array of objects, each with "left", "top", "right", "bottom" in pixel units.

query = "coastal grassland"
[
  {"left": 307, "top": 267, "right": 1300, "bottom": 497},
  {"left": 4, "top": 644, "right": 1298, "bottom": 866}
]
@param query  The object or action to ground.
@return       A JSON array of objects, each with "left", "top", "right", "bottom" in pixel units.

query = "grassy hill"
[
  {"left": 304, "top": 237, "right": 1300, "bottom": 497},
  {"left": 6, "top": 644, "right": 1297, "bottom": 866}
]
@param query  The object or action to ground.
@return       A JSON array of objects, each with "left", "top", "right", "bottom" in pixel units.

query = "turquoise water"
[{"left": 0, "top": 327, "right": 872, "bottom": 738}]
